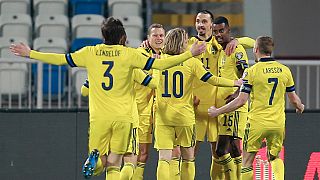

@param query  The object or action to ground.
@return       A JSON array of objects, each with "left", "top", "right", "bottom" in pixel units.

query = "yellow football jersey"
[
  {"left": 80, "top": 69, "right": 157, "bottom": 127},
  {"left": 134, "top": 47, "right": 160, "bottom": 114},
  {"left": 156, "top": 54, "right": 234, "bottom": 126},
  {"left": 216, "top": 45, "right": 249, "bottom": 112},
  {"left": 30, "top": 44, "right": 193, "bottom": 123},
  {"left": 188, "top": 36, "right": 222, "bottom": 105},
  {"left": 241, "top": 58, "right": 295, "bottom": 128}
]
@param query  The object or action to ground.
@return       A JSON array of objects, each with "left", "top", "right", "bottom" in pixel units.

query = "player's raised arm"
[
  {"left": 192, "top": 58, "right": 241, "bottom": 87},
  {"left": 133, "top": 69, "right": 158, "bottom": 89},
  {"left": 10, "top": 42, "right": 88, "bottom": 67},
  {"left": 130, "top": 41, "right": 206, "bottom": 70},
  {"left": 225, "top": 37, "right": 255, "bottom": 56}
]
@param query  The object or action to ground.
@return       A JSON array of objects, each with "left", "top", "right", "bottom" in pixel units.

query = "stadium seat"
[
  {"left": 70, "top": 38, "right": 103, "bottom": 52},
  {"left": 115, "top": 16, "right": 143, "bottom": 40},
  {"left": 35, "top": 14, "right": 69, "bottom": 39},
  {"left": 0, "top": 0, "right": 30, "bottom": 15},
  {"left": 70, "top": 0, "right": 107, "bottom": 15},
  {"left": 33, "top": 37, "right": 68, "bottom": 53},
  {"left": 33, "top": 37, "right": 68, "bottom": 96},
  {"left": 126, "top": 39, "right": 141, "bottom": 48},
  {"left": 0, "top": 37, "right": 28, "bottom": 95},
  {"left": 33, "top": 0, "right": 68, "bottom": 16},
  {"left": 71, "top": 14, "right": 104, "bottom": 40},
  {"left": 108, "top": 0, "right": 142, "bottom": 16},
  {"left": 0, "top": 14, "right": 32, "bottom": 43}
]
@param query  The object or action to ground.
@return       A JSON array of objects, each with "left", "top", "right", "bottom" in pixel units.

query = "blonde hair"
[{"left": 162, "top": 28, "right": 188, "bottom": 55}]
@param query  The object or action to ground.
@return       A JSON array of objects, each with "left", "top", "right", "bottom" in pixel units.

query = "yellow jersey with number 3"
[
  {"left": 30, "top": 44, "right": 193, "bottom": 123},
  {"left": 241, "top": 58, "right": 295, "bottom": 128}
]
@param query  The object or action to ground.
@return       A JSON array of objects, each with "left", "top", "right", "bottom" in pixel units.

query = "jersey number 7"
[
  {"left": 102, "top": 61, "right": 114, "bottom": 91},
  {"left": 268, "top": 78, "right": 278, "bottom": 105}
]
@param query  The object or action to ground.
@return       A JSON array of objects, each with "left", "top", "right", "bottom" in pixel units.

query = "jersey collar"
[
  {"left": 194, "top": 35, "right": 213, "bottom": 42},
  {"left": 259, "top": 57, "right": 275, "bottom": 62}
]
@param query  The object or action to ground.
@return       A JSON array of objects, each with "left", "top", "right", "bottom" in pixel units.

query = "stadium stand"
[
  {"left": 0, "top": 0, "right": 30, "bottom": 15},
  {"left": 70, "top": 0, "right": 107, "bottom": 16},
  {"left": 33, "top": 0, "right": 68, "bottom": 16}
]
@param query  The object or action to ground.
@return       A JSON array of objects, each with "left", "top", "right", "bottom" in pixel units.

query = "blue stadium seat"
[
  {"left": 31, "top": 64, "right": 68, "bottom": 96},
  {"left": 70, "top": 0, "right": 107, "bottom": 15},
  {"left": 70, "top": 38, "right": 103, "bottom": 52}
]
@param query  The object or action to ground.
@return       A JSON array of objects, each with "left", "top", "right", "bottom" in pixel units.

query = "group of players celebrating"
[{"left": 10, "top": 9, "right": 304, "bottom": 180}]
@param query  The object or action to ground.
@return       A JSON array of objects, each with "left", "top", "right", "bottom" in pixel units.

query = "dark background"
[{"left": 0, "top": 110, "right": 319, "bottom": 180}]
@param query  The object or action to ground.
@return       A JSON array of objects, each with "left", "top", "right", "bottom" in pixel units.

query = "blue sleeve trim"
[
  {"left": 65, "top": 53, "right": 77, "bottom": 67},
  {"left": 141, "top": 75, "right": 152, "bottom": 86},
  {"left": 286, "top": 85, "right": 295, "bottom": 92},
  {"left": 143, "top": 57, "right": 155, "bottom": 70},
  {"left": 240, "top": 84, "right": 252, "bottom": 94},
  {"left": 83, "top": 79, "right": 89, "bottom": 88},
  {"left": 200, "top": 72, "right": 213, "bottom": 82}
]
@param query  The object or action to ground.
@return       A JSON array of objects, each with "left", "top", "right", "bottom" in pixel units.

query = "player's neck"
[
  {"left": 198, "top": 33, "right": 212, "bottom": 41},
  {"left": 258, "top": 55, "right": 272, "bottom": 60}
]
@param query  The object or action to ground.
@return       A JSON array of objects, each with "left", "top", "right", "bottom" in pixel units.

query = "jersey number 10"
[{"left": 162, "top": 70, "right": 184, "bottom": 98}]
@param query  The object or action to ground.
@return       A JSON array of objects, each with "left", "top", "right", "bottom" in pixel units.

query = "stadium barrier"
[{"left": 0, "top": 109, "right": 319, "bottom": 180}]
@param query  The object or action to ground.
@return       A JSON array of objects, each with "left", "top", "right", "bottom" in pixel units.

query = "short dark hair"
[
  {"left": 197, "top": 10, "right": 214, "bottom": 22},
  {"left": 147, "top": 23, "right": 164, "bottom": 35},
  {"left": 256, "top": 36, "right": 274, "bottom": 55},
  {"left": 213, "top": 16, "right": 229, "bottom": 27},
  {"left": 101, "top": 17, "right": 127, "bottom": 45}
]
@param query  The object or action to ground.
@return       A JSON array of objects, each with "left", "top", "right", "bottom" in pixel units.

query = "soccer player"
[
  {"left": 154, "top": 28, "right": 242, "bottom": 180},
  {"left": 132, "top": 23, "right": 164, "bottom": 180},
  {"left": 208, "top": 36, "right": 304, "bottom": 180},
  {"left": 188, "top": 10, "right": 254, "bottom": 179},
  {"left": 213, "top": 16, "right": 249, "bottom": 179},
  {"left": 80, "top": 68, "right": 158, "bottom": 180},
  {"left": 10, "top": 17, "right": 206, "bottom": 180}
]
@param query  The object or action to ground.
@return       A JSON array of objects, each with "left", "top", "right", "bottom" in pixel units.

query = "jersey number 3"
[
  {"left": 162, "top": 70, "right": 184, "bottom": 98},
  {"left": 268, "top": 78, "right": 278, "bottom": 105},
  {"left": 102, "top": 61, "right": 114, "bottom": 91}
]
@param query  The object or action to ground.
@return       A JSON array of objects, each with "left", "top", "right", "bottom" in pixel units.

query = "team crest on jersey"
[
  {"left": 211, "top": 46, "right": 218, "bottom": 54},
  {"left": 235, "top": 52, "right": 243, "bottom": 60}
]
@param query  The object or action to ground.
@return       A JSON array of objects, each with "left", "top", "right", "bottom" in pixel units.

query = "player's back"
[
  {"left": 156, "top": 55, "right": 200, "bottom": 126},
  {"left": 246, "top": 58, "right": 294, "bottom": 127},
  {"left": 81, "top": 44, "right": 138, "bottom": 122}
]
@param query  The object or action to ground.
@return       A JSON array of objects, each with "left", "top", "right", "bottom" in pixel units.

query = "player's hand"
[
  {"left": 10, "top": 42, "right": 31, "bottom": 57},
  {"left": 296, "top": 104, "right": 304, "bottom": 114},
  {"left": 190, "top": 41, "right": 206, "bottom": 56},
  {"left": 193, "top": 96, "right": 200, "bottom": 109},
  {"left": 140, "top": 40, "right": 151, "bottom": 48},
  {"left": 225, "top": 39, "right": 239, "bottom": 56},
  {"left": 234, "top": 79, "right": 243, "bottom": 87},
  {"left": 152, "top": 54, "right": 161, "bottom": 59},
  {"left": 208, "top": 106, "right": 219, "bottom": 117}
]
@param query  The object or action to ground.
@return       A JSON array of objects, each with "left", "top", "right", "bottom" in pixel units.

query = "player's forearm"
[
  {"left": 217, "top": 96, "right": 246, "bottom": 115},
  {"left": 152, "top": 51, "right": 192, "bottom": 70},
  {"left": 206, "top": 76, "right": 235, "bottom": 87},
  {"left": 30, "top": 50, "right": 67, "bottom": 65},
  {"left": 237, "top": 37, "right": 255, "bottom": 49},
  {"left": 289, "top": 92, "right": 303, "bottom": 109}
]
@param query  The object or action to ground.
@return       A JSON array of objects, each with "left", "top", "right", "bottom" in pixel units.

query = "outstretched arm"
[
  {"left": 10, "top": 43, "right": 67, "bottom": 65},
  {"left": 208, "top": 92, "right": 249, "bottom": 118}
]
